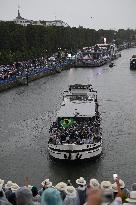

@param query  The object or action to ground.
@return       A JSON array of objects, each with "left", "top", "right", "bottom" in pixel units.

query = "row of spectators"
[
  {"left": 0, "top": 52, "right": 73, "bottom": 82},
  {"left": 0, "top": 176, "right": 136, "bottom": 205}
]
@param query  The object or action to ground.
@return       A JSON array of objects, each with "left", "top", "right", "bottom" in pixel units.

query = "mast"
[{"left": 17, "top": 0, "right": 21, "bottom": 18}]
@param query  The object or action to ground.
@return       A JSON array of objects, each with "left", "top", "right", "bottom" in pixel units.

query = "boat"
[
  {"left": 48, "top": 84, "right": 102, "bottom": 161},
  {"left": 109, "top": 62, "right": 115, "bottom": 68},
  {"left": 75, "top": 48, "right": 109, "bottom": 68},
  {"left": 130, "top": 55, "right": 136, "bottom": 70},
  {"left": 74, "top": 43, "right": 121, "bottom": 68}
]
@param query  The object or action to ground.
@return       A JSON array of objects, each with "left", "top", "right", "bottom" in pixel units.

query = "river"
[{"left": 0, "top": 48, "right": 136, "bottom": 188}]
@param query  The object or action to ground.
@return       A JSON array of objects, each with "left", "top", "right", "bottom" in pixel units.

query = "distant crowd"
[{"left": 0, "top": 176, "right": 136, "bottom": 205}]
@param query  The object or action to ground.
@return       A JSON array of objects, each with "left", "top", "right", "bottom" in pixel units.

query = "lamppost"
[
  {"left": 26, "top": 64, "right": 29, "bottom": 86},
  {"left": 45, "top": 49, "right": 48, "bottom": 59},
  {"left": 57, "top": 48, "right": 62, "bottom": 60},
  {"left": 113, "top": 32, "right": 117, "bottom": 44}
]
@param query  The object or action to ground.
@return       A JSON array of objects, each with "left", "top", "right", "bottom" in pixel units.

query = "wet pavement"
[{"left": 0, "top": 48, "right": 136, "bottom": 187}]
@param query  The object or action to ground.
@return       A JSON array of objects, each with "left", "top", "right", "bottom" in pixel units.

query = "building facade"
[
  {"left": 45, "top": 20, "right": 69, "bottom": 27},
  {"left": 14, "top": 10, "right": 33, "bottom": 26},
  {"left": 13, "top": 10, "right": 69, "bottom": 27}
]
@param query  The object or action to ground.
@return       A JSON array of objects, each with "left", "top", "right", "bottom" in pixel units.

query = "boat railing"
[{"left": 48, "top": 141, "right": 102, "bottom": 150}]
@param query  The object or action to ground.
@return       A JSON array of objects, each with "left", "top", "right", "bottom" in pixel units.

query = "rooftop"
[{"left": 57, "top": 97, "right": 95, "bottom": 118}]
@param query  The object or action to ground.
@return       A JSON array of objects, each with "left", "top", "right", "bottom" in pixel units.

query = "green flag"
[{"left": 60, "top": 118, "right": 75, "bottom": 129}]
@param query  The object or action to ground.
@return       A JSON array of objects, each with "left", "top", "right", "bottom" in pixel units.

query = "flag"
[{"left": 60, "top": 118, "right": 76, "bottom": 129}]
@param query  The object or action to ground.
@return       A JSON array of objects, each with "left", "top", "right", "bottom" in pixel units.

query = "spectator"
[
  {"left": 64, "top": 186, "right": 80, "bottom": 205},
  {"left": 39, "top": 179, "right": 52, "bottom": 196},
  {"left": 87, "top": 189, "right": 102, "bottom": 205},
  {"left": 16, "top": 187, "right": 35, "bottom": 205},
  {"left": 55, "top": 182, "right": 67, "bottom": 200},
  {"left": 111, "top": 179, "right": 123, "bottom": 205},
  {"left": 41, "top": 188, "right": 63, "bottom": 205},
  {"left": 76, "top": 177, "right": 87, "bottom": 205},
  {"left": 101, "top": 181, "right": 114, "bottom": 204},
  {"left": 10, "top": 184, "right": 20, "bottom": 193},
  {"left": 89, "top": 179, "right": 100, "bottom": 191},
  {"left": 4, "top": 181, "right": 14, "bottom": 199},
  {"left": 31, "top": 186, "right": 41, "bottom": 203},
  {"left": 112, "top": 179, "right": 129, "bottom": 202},
  {"left": 0, "top": 184, "right": 12, "bottom": 205},
  {"left": 8, "top": 193, "right": 16, "bottom": 205}
]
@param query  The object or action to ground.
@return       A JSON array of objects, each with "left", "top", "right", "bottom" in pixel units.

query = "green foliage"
[{"left": 0, "top": 21, "right": 135, "bottom": 65}]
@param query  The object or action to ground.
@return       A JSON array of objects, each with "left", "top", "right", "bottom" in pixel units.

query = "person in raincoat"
[
  {"left": 64, "top": 186, "right": 80, "bottom": 205},
  {"left": 41, "top": 188, "right": 63, "bottom": 205}
]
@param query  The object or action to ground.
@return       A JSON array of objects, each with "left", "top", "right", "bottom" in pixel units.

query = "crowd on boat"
[
  {"left": 0, "top": 176, "right": 136, "bottom": 205},
  {"left": 49, "top": 115, "right": 102, "bottom": 145}
]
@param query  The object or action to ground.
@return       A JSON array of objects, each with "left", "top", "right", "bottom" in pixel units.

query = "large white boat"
[{"left": 48, "top": 84, "right": 102, "bottom": 161}]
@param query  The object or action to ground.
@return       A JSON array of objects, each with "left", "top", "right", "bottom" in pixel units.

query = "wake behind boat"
[{"left": 48, "top": 84, "right": 102, "bottom": 161}]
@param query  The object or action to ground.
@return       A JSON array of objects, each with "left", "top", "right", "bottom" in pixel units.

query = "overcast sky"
[{"left": 0, "top": 0, "right": 136, "bottom": 30}]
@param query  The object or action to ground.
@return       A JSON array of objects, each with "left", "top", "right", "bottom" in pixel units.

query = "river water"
[{"left": 0, "top": 48, "right": 136, "bottom": 188}]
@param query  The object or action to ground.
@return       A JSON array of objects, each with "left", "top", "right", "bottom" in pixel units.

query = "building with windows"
[
  {"left": 45, "top": 20, "right": 69, "bottom": 27},
  {"left": 13, "top": 10, "right": 33, "bottom": 26},
  {"left": 13, "top": 10, "right": 69, "bottom": 27}
]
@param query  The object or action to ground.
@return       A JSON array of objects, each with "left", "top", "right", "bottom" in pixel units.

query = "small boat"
[
  {"left": 130, "top": 55, "right": 136, "bottom": 70},
  {"left": 48, "top": 84, "right": 102, "bottom": 161},
  {"left": 109, "top": 62, "right": 114, "bottom": 68}
]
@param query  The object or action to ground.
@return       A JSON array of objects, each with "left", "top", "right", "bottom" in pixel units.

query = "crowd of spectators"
[
  {"left": 49, "top": 115, "right": 102, "bottom": 145},
  {"left": 0, "top": 65, "right": 17, "bottom": 81},
  {"left": 0, "top": 176, "right": 136, "bottom": 205},
  {"left": 0, "top": 52, "right": 73, "bottom": 84}
]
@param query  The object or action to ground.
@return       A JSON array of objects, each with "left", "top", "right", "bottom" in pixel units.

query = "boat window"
[{"left": 69, "top": 95, "right": 88, "bottom": 101}]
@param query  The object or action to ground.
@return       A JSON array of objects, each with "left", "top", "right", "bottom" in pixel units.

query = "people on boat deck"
[
  {"left": 49, "top": 115, "right": 101, "bottom": 145},
  {"left": 0, "top": 176, "right": 134, "bottom": 205}
]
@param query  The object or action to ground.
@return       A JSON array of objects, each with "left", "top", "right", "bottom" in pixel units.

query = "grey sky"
[{"left": 0, "top": 0, "right": 136, "bottom": 30}]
